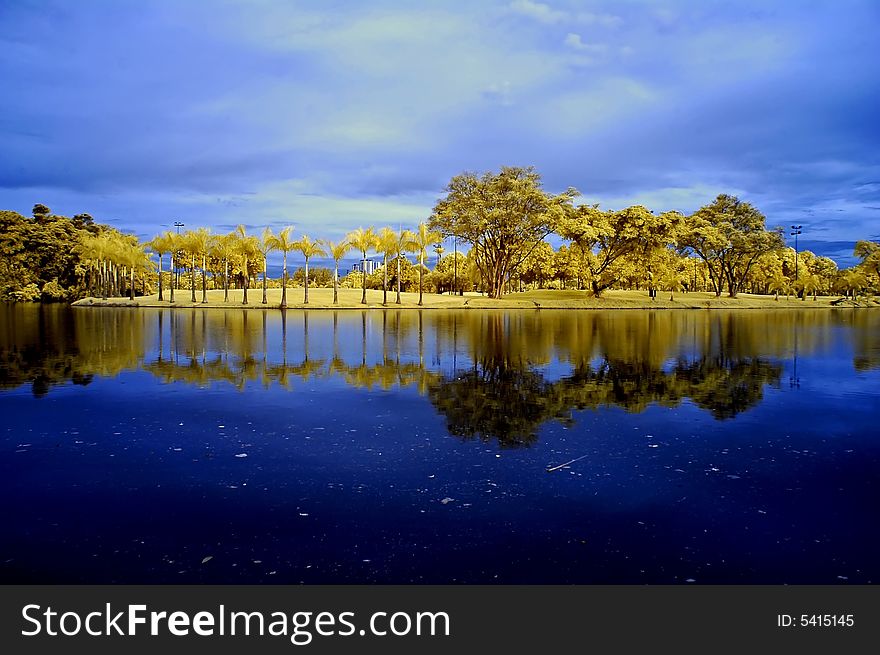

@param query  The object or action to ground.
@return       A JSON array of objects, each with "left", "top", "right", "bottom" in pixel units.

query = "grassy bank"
[{"left": 71, "top": 287, "right": 877, "bottom": 309}]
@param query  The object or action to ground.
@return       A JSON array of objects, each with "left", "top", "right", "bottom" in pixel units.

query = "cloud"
[
  {"left": 574, "top": 11, "right": 623, "bottom": 28},
  {"left": 508, "top": 0, "right": 566, "bottom": 24},
  {"left": 1, "top": 0, "right": 878, "bottom": 267},
  {"left": 563, "top": 33, "right": 607, "bottom": 55}
]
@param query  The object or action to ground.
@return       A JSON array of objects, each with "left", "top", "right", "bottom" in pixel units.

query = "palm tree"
[
  {"left": 166, "top": 232, "right": 180, "bottom": 303},
  {"left": 405, "top": 222, "right": 443, "bottom": 306},
  {"left": 377, "top": 227, "right": 398, "bottom": 305},
  {"left": 768, "top": 271, "right": 790, "bottom": 301},
  {"left": 659, "top": 270, "right": 683, "bottom": 301},
  {"left": 185, "top": 227, "right": 213, "bottom": 303},
  {"left": 266, "top": 226, "right": 295, "bottom": 308},
  {"left": 147, "top": 232, "right": 174, "bottom": 301},
  {"left": 259, "top": 228, "right": 276, "bottom": 304},
  {"left": 235, "top": 225, "right": 260, "bottom": 304},
  {"left": 346, "top": 227, "right": 379, "bottom": 304},
  {"left": 324, "top": 239, "right": 351, "bottom": 305},
  {"left": 839, "top": 269, "right": 867, "bottom": 299},
  {"left": 393, "top": 228, "right": 416, "bottom": 304},
  {"left": 293, "top": 235, "right": 326, "bottom": 304},
  {"left": 211, "top": 233, "right": 238, "bottom": 302},
  {"left": 801, "top": 273, "right": 821, "bottom": 301}
]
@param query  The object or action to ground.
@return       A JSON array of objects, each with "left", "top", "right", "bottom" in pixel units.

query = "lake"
[{"left": 1, "top": 304, "right": 878, "bottom": 583}]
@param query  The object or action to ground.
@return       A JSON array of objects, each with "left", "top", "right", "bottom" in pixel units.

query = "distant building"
[{"left": 350, "top": 259, "right": 380, "bottom": 275}]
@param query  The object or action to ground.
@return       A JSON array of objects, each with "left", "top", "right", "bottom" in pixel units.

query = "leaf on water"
[
  {"left": 440, "top": 497, "right": 454, "bottom": 505},
  {"left": 235, "top": 453, "right": 248, "bottom": 458},
  {"left": 201, "top": 556, "right": 213, "bottom": 564}
]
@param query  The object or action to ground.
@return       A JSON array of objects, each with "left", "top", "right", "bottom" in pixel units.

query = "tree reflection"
[{"left": 2, "top": 306, "right": 876, "bottom": 446}]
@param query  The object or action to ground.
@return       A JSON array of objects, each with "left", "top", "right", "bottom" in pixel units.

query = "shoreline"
[{"left": 70, "top": 288, "right": 878, "bottom": 310}]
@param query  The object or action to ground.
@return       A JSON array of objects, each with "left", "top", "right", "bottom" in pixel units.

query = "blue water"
[{"left": 1, "top": 305, "right": 878, "bottom": 583}]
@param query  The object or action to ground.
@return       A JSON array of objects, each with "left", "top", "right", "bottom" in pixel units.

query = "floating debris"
[
  {"left": 440, "top": 497, "right": 454, "bottom": 505},
  {"left": 547, "top": 454, "right": 588, "bottom": 473},
  {"left": 201, "top": 556, "right": 213, "bottom": 564}
]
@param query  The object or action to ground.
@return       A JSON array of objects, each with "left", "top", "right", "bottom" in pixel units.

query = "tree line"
[{"left": 1, "top": 167, "right": 878, "bottom": 304}]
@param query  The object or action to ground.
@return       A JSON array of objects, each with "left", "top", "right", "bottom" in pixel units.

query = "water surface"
[{"left": 1, "top": 304, "right": 878, "bottom": 583}]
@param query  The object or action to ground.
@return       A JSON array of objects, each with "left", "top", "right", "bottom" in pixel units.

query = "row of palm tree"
[
  {"left": 146, "top": 222, "right": 444, "bottom": 307},
  {"left": 78, "top": 232, "right": 151, "bottom": 300}
]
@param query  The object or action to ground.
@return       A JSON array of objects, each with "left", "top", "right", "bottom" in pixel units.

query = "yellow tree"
[
  {"left": 323, "top": 239, "right": 351, "bottom": 305},
  {"left": 377, "top": 227, "right": 398, "bottom": 305},
  {"left": 346, "top": 227, "right": 379, "bottom": 304},
  {"left": 266, "top": 226, "right": 295, "bottom": 308},
  {"left": 235, "top": 225, "right": 260, "bottom": 304},
  {"left": 293, "top": 235, "right": 326, "bottom": 304},
  {"left": 405, "top": 222, "right": 442, "bottom": 306},
  {"left": 185, "top": 227, "right": 213, "bottom": 303},
  {"left": 259, "top": 227, "right": 276, "bottom": 305},
  {"left": 211, "top": 233, "right": 238, "bottom": 302},
  {"left": 393, "top": 228, "right": 417, "bottom": 304},
  {"left": 147, "top": 232, "right": 174, "bottom": 301}
]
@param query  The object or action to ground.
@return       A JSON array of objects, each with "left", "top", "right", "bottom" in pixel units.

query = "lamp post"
[
  {"left": 790, "top": 225, "right": 802, "bottom": 297},
  {"left": 173, "top": 221, "right": 184, "bottom": 289}
]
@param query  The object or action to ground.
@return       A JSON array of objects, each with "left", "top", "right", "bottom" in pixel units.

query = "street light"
[
  {"left": 174, "top": 221, "right": 185, "bottom": 234},
  {"left": 790, "top": 225, "right": 802, "bottom": 295}
]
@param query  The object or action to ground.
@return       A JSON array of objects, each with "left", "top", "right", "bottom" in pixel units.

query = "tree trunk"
[
  {"left": 224, "top": 260, "right": 229, "bottom": 302},
  {"left": 383, "top": 256, "right": 388, "bottom": 305},
  {"left": 262, "top": 257, "right": 268, "bottom": 304},
  {"left": 396, "top": 256, "right": 402, "bottom": 304},
  {"left": 169, "top": 254, "right": 175, "bottom": 302},
  {"left": 201, "top": 255, "right": 207, "bottom": 303},
  {"left": 190, "top": 255, "right": 196, "bottom": 302},
  {"left": 418, "top": 252, "right": 424, "bottom": 306},
  {"left": 333, "top": 262, "right": 339, "bottom": 304},
  {"left": 242, "top": 257, "right": 249, "bottom": 304},
  {"left": 361, "top": 253, "right": 367, "bottom": 304},
  {"left": 157, "top": 254, "right": 164, "bottom": 301},
  {"left": 129, "top": 267, "right": 135, "bottom": 301},
  {"left": 304, "top": 258, "right": 310, "bottom": 304},
  {"left": 281, "top": 252, "right": 288, "bottom": 309}
]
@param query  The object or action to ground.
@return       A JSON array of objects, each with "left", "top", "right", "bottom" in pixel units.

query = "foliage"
[
  {"left": 679, "top": 194, "right": 784, "bottom": 297},
  {"left": 431, "top": 166, "right": 578, "bottom": 298}
]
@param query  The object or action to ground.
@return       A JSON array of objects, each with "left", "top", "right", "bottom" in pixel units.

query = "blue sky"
[{"left": 2, "top": 0, "right": 878, "bottom": 265}]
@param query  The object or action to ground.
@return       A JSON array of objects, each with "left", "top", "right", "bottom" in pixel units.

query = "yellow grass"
[{"left": 72, "top": 287, "right": 874, "bottom": 310}]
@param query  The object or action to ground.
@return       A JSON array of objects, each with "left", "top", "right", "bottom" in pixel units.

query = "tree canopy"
[{"left": 430, "top": 166, "right": 578, "bottom": 298}]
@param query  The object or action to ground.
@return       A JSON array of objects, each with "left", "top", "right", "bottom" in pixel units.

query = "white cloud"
[
  {"left": 575, "top": 11, "right": 623, "bottom": 28},
  {"left": 563, "top": 33, "right": 607, "bottom": 55},
  {"left": 508, "top": 0, "right": 566, "bottom": 24}
]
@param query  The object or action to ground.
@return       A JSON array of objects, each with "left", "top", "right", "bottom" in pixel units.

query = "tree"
[
  {"left": 266, "top": 226, "right": 295, "bottom": 308},
  {"left": 147, "top": 232, "right": 174, "bottom": 302},
  {"left": 557, "top": 205, "right": 681, "bottom": 297},
  {"left": 431, "top": 167, "right": 578, "bottom": 298},
  {"left": 854, "top": 240, "right": 879, "bottom": 289},
  {"left": 185, "top": 228, "right": 213, "bottom": 303},
  {"left": 767, "top": 270, "right": 790, "bottom": 301},
  {"left": 346, "top": 227, "right": 379, "bottom": 304},
  {"left": 393, "top": 228, "right": 417, "bottom": 304},
  {"left": 324, "top": 239, "right": 351, "bottom": 305},
  {"left": 235, "top": 225, "right": 260, "bottom": 304},
  {"left": 377, "top": 227, "right": 398, "bottom": 305},
  {"left": 211, "top": 233, "right": 238, "bottom": 302},
  {"left": 259, "top": 228, "right": 276, "bottom": 304},
  {"left": 293, "top": 235, "right": 326, "bottom": 304},
  {"left": 32, "top": 204, "right": 51, "bottom": 221},
  {"left": 405, "top": 222, "right": 442, "bottom": 306},
  {"left": 680, "top": 194, "right": 784, "bottom": 298},
  {"left": 519, "top": 241, "right": 555, "bottom": 289},
  {"left": 836, "top": 268, "right": 867, "bottom": 299}
]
